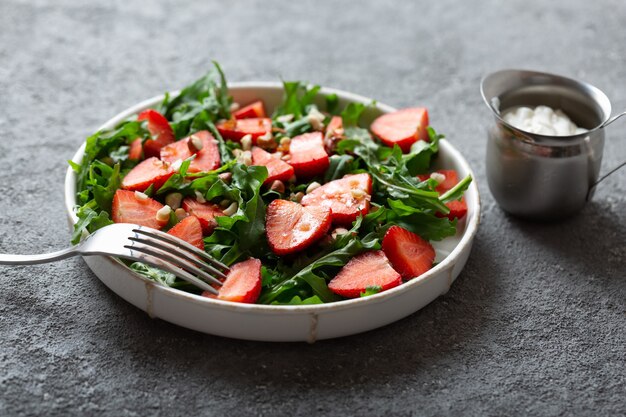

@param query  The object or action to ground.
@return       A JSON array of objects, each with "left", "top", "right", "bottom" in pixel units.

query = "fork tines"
[{"left": 125, "top": 226, "right": 231, "bottom": 295}]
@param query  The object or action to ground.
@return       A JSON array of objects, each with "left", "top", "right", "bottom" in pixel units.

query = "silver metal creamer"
[{"left": 481, "top": 69, "right": 625, "bottom": 220}]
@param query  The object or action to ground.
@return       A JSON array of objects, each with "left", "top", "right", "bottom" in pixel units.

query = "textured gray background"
[{"left": 0, "top": 1, "right": 625, "bottom": 416}]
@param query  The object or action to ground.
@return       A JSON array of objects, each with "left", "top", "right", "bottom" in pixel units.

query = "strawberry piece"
[
  {"left": 160, "top": 130, "right": 221, "bottom": 173},
  {"left": 181, "top": 198, "right": 224, "bottom": 235},
  {"left": 417, "top": 169, "right": 467, "bottom": 220},
  {"left": 328, "top": 251, "right": 402, "bottom": 298},
  {"left": 370, "top": 107, "right": 429, "bottom": 153},
  {"left": 137, "top": 109, "right": 175, "bottom": 158},
  {"left": 233, "top": 100, "right": 266, "bottom": 119},
  {"left": 266, "top": 199, "right": 332, "bottom": 256},
  {"left": 326, "top": 115, "right": 344, "bottom": 137},
  {"left": 167, "top": 215, "right": 204, "bottom": 250},
  {"left": 417, "top": 169, "right": 458, "bottom": 193},
  {"left": 128, "top": 138, "right": 143, "bottom": 161},
  {"left": 251, "top": 146, "right": 295, "bottom": 184},
  {"left": 441, "top": 199, "right": 467, "bottom": 220},
  {"left": 202, "top": 258, "right": 262, "bottom": 303},
  {"left": 111, "top": 189, "right": 168, "bottom": 229},
  {"left": 217, "top": 118, "right": 272, "bottom": 142},
  {"left": 121, "top": 157, "right": 174, "bottom": 192},
  {"left": 288, "top": 132, "right": 330, "bottom": 178},
  {"left": 382, "top": 225, "right": 435, "bottom": 280},
  {"left": 301, "top": 173, "right": 372, "bottom": 225}
]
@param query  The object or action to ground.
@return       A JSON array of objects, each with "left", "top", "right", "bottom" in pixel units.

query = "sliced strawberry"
[
  {"left": 328, "top": 250, "right": 402, "bottom": 298},
  {"left": 301, "top": 173, "right": 372, "bottom": 225},
  {"left": 201, "top": 258, "right": 262, "bottom": 303},
  {"left": 181, "top": 198, "right": 224, "bottom": 235},
  {"left": 417, "top": 169, "right": 467, "bottom": 220},
  {"left": 167, "top": 215, "right": 204, "bottom": 250},
  {"left": 137, "top": 109, "right": 175, "bottom": 158},
  {"left": 217, "top": 118, "right": 272, "bottom": 142},
  {"left": 370, "top": 107, "right": 429, "bottom": 153},
  {"left": 160, "top": 130, "right": 221, "bottom": 173},
  {"left": 325, "top": 115, "right": 344, "bottom": 137},
  {"left": 382, "top": 225, "right": 435, "bottom": 280},
  {"left": 440, "top": 199, "right": 467, "bottom": 220},
  {"left": 266, "top": 199, "right": 332, "bottom": 256},
  {"left": 251, "top": 146, "right": 295, "bottom": 184},
  {"left": 233, "top": 100, "right": 266, "bottom": 119},
  {"left": 111, "top": 189, "right": 168, "bottom": 229},
  {"left": 288, "top": 132, "right": 330, "bottom": 178},
  {"left": 417, "top": 169, "right": 458, "bottom": 193},
  {"left": 128, "top": 138, "right": 143, "bottom": 161},
  {"left": 121, "top": 157, "right": 174, "bottom": 192}
]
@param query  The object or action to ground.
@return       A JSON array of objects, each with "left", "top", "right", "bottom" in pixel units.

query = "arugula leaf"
[
  {"left": 341, "top": 102, "right": 367, "bottom": 127},
  {"left": 360, "top": 286, "right": 381, "bottom": 297},
  {"left": 71, "top": 203, "right": 113, "bottom": 244},
  {"left": 129, "top": 262, "right": 177, "bottom": 286},
  {"left": 272, "top": 81, "right": 320, "bottom": 120},
  {"left": 271, "top": 295, "right": 324, "bottom": 305}
]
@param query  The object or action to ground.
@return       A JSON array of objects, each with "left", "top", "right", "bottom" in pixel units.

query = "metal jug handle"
[{"left": 586, "top": 110, "right": 626, "bottom": 200}]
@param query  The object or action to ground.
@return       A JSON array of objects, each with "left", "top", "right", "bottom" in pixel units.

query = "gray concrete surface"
[{"left": 1, "top": 1, "right": 625, "bottom": 416}]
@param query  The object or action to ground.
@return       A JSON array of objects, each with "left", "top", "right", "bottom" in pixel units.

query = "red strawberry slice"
[
  {"left": 160, "top": 130, "right": 221, "bottom": 173},
  {"left": 417, "top": 169, "right": 458, "bottom": 193},
  {"left": 137, "top": 109, "right": 175, "bottom": 158},
  {"left": 440, "top": 199, "right": 467, "bottom": 220},
  {"left": 301, "top": 173, "right": 372, "bottom": 225},
  {"left": 266, "top": 199, "right": 332, "bottom": 255},
  {"left": 111, "top": 189, "right": 168, "bottom": 229},
  {"left": 417, "top": 169, "right": 467, "bottom": 220},
  {"left": 370, "top": 107, "right": 429, "bottom": 153},
  {"left": 121, "top": 157, "right": 174, "bottom": 192},
  {"left": 251, "top": 146, "right": 295, "bottom": 184},
  {"left": 181, "top": 198, "right": 224, "bottom": 235},
  {"left": 328, "top": 250, "right": 402, "bottom": 298},
  {"left": 288, "top": 132, "right": 330, "bottom": 178},
  {"left": 217, "top": 118, "right": 272, "bottom": 142},
  {"left": 233, "top": 100, "right": 266, "bottom": 119},
  {"left": 167, "top": 215, "right": 204, "bottom": 250},
  {"left": 202, "top": 258, "right": 262, "bottom": 303},
  {"left": 128, "top": 138, "right": 143, "bottom": 161},
  {"left": 382, "top": 225, "right": 435, "bottom": 280},
  {"left": 325, "top": 115, "right": 344, "bottom": 137}
]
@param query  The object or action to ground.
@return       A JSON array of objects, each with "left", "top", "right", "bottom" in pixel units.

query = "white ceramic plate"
[{"left": 65, "top": 83, "right": 480, "bottom": 342}]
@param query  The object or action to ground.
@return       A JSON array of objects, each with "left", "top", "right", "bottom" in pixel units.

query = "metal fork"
[{"left": 0, "top": 223, "right": 230, "bottom": 294}]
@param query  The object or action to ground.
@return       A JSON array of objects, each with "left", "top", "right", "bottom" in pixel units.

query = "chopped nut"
[
  {"left": 230, "top": 102, "right": 240, "bottom": 112},
  {"left": 165, "top": 192, "right": 183, "bottom": 210},
  {"left": 156, "top": 205, "right": 172, "bottom": 222},
  {"left": 174, "top": 208, "right": 188, "bottom": 220},
  {"left": 307, "top": 107, "right": 326, "bottom": 131},
  {"left": 306, "top": 181, "right": 321, "bottom": 194},
  {"left": 218, "top": 172, "right": 232, "bottom": 183},
  {"left": 134, "top": 191, "right": 149, "bottom": 201},
  {"left": 351, "top": 188, "right": 366, "bottom": 199},
  {"left": 195, "top": 191, "right": 207, "bottom": 204},
  {"left": 257, "top": 131, "right": 276, "bottom": 150},
  {"left": 281, "top": 154, "right": 291, "bottom": 161},
  {"left": 290, "top": 191, "right": 304, "bottom": 203},
  {"left": 232, "top": 148, "right": 243, "bottom": 158},
  {"left": 219, "top": 199, "right": 231, "bottom": 208},
  {"left": 189, "top": 134, "right": 204, "bottom": 151},
  {"left": 272, "top": 151, "right": 284, "bottom": 159},
  {"left": 430, "top": 172, "right": 446, "bottom": 184},
  {"left": 279, "top": 137, "right": 291, "bottom": 147},
  {"left": 237, "top": 150, "right": 252, "bottom": 166},
  {"left": 276, "top": 114, "right": 294, "bottom": 123},
  {"left": 240, "top": 134, "right": 253, "bottom": 151},
  {"left": 331, "top": 227, "right": 349, "bottom": 240},
  {"left": 171, "top": 159, "right": 183, "bottom": 172},
  {"left": 223, "top": 202, "right": 239, "bottom": 216},
  {"left": 270, "top": 180, "right": 285, "bottom": 193}
]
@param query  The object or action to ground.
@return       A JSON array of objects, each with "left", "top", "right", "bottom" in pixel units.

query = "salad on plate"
[{"left": 70, "top": 62, "right": 471, "bottom": 305}]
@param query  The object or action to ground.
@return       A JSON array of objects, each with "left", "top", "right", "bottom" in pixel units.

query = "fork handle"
[{"left": 0, "top": 247, "right": 78, "bottom": 265}]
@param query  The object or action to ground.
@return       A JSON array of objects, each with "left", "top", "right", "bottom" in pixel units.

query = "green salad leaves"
[{"left": 70, "top": 63, "right": 471, "bottom": 303}]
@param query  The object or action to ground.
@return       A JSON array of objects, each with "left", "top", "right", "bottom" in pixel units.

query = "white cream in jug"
[{"left": 502, "top": 105, "right": 587, "bottom": 136}]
